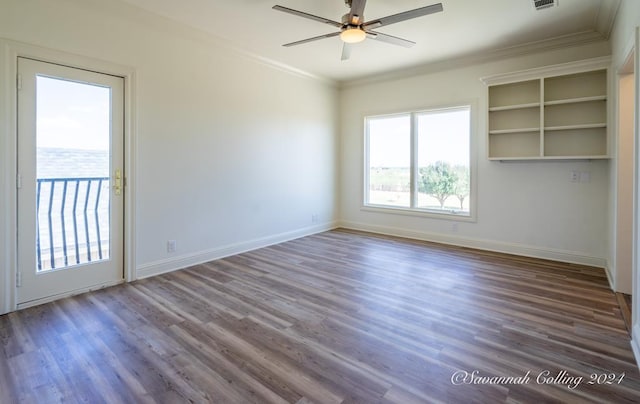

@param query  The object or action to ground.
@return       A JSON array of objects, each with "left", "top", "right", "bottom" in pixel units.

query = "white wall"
[
  {"left": 609, "top": 0, "right": 640, "bottom": 364},
  {"left": 0, "top": 0, "right": 339, "bottom": 313},
  {"left": 339, "top": 42, "right": 612, "bottom": 267},
  {"left": 608, "top": 0, "right": 640, "bottom": 295}
]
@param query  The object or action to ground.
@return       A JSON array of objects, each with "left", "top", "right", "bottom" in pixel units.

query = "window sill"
[{"left": 361, "top": 204, "right": 476, "bottom": 223}]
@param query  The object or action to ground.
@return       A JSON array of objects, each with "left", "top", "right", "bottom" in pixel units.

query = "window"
[{"left": 365, "top": 105, "right": 472, "bottom": 217}]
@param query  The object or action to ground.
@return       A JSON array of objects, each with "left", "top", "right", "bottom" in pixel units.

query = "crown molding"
[
  {"left": 85, "top": 0, "right": 617, "bottom": 90},
  {"left": 89, "top": 0, "right": 338, "bottom": 88},
  {"left": 340, "top": 30, "right": 607, "bottom": 89},
  {"left": 480, "top": 55, "right": 611, "bottom": 86},
  {"left": 595, "top": 0, "right": 621, "bottom": 39}
]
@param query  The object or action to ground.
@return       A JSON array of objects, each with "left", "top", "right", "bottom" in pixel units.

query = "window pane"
[
  {"left": 417, "top": 107, "right": 470, "bottom": 214},
  {"left": 367, "top": 115, "right": 411, "bottom": 208},
  {"left": 36, "top": 76, "right": 112, "bottom": 271}
]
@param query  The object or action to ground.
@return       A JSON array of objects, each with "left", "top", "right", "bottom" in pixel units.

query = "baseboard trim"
[
  {"left": 631, "top": 324, "right": 640, "bottom": 370},
  {"left": 136, "top": 221, "right": 339, "bottom": 279},
  {"left": 604, "top": 261, "right": 615, "bottom": 291},
  {"left": 137, "top": 220, "right": 607, "bottom": 282},
  {"left": 339, "top": 221, "right": 607, "bottom": 269}
]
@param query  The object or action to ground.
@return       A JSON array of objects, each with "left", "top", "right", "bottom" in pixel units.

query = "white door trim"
[
  {"left": 0, "top": 39, "right": 137, "bottom": 314},
  {"left": 630, "top": 26, "right": 640, "bottom": 369}
]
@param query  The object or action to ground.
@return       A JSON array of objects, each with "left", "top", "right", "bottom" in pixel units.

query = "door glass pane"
[
  {"left": 367, "top": 115, "right": 411, "bottom": 208},
  {"left": 417, "top": 107, "right": 470, "bottom": 214},
  {"left": 36, "top": 75, "right": 111, "bottom": 272}
]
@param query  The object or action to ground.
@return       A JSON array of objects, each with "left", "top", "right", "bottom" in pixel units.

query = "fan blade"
[
  {"left": 341, "top": 43, "right": 352, "bottom": 61},
  {"left": 367, "top": 31, "right": 416, "bottom": 48},
  {"left": 348, "top": 0, "right": 367, "bottom": 24},
  {"left": 273, "top": 5, "right": 343, "bottom": 28},
  {"left": 282, "top": 31, "right": 341, "bottom": 47},
  {"left": 363, "top": 3, "right": 443, "bottom": 30}
]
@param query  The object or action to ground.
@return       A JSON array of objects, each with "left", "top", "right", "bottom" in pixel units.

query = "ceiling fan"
[{"left": 273, "top": 0, "right": 443, "bottom": 61}]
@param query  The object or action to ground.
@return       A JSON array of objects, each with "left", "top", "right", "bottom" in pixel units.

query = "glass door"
[{"left": 17, "top": 57, "right": 124, "bottom": 307}]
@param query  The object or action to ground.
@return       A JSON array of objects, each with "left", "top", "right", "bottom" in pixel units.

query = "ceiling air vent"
[{"left": 533, "top": 0, "right": 557, "bottom": 10}]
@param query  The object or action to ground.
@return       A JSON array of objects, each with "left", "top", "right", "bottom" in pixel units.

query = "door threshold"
[{"left": 16, "top": 279, "right": 124, "bottom": 310}]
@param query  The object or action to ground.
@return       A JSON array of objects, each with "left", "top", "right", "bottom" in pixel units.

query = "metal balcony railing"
[{"left": 36, "top": 177, "right": 110, "bottom": 271}]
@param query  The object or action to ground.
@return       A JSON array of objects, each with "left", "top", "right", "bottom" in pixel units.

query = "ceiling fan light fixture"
[{"left": 340, "top": 27, "right": 366, "bottom": 43}]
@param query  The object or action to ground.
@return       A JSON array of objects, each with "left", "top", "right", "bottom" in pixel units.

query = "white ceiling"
[{"left": 118, "top": 0, "right": 620, "bottom": 83}]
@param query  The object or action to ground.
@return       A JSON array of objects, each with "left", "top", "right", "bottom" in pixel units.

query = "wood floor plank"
[
  {"left": 2, "top": 229, "right": 640, "bottom": 403},
  {"left": 169, "top": 322, "right": 292, "bottom": 404}
]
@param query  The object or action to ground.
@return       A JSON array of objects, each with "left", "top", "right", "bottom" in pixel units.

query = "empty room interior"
[{"left": 2, "top": 0, "right": 640, "bottom": 402}]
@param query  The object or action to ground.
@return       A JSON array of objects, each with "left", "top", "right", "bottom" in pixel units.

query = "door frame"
[
  {"left": 629, "top": 26, "right": 640, "bottom": 367},
  {"left": 0, "top": 39, "right": 137, "bottom": 314},
  {"left": 614, "top": 47, "right": 635, "bottom": 295}
]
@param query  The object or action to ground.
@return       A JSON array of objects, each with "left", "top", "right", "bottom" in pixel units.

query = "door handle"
[{"left": 114, "top": 169, "right": 122, "bottom": 196}]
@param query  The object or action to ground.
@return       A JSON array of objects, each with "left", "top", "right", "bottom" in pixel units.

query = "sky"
[
  {"left": 36, "top": 75, "right": 111, "bottom": 151},
  {"left": 368, "top": 107, "right": 471, "bottom": 167}
]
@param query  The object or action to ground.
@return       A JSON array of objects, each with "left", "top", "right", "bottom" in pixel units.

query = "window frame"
[{"left": 363, "top": 102, "right": 477, "bottom": 222}]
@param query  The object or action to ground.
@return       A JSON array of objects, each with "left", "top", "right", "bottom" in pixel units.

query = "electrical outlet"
[
  {"left": 167, "top": 240, "right": 176, "bottom": 253},
  {"left": 312, "top": 214, "right": 319, "bottom": 224},
  {"left": 569, "top": 171, "right": 579, "bottom": 183},
  {"left": 451, "top": 223, "right": 458, "bottom": 233}
]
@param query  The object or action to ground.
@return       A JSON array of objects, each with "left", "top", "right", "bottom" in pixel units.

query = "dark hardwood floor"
[{"left": 1, "top": 229, "right": 639, "bottom": 403}]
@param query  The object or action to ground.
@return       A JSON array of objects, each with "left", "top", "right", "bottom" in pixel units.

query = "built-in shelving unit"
[{"left": 482, "top": 58, "right": 610, "bottom": 160}]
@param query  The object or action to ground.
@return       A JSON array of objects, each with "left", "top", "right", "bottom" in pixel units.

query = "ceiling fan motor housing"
[{"left": 342, "top": 13, "right": 362, "bottom": 27}]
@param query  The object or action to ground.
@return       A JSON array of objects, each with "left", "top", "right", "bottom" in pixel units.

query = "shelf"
[
  {"left": 544, "top": 100, "right": 606, "bottom": 128},
  {"left": 544, "top": 123, "right": 606, "bottom": 131},
  {"left": 489, "top": 107, "right": 539, "bottom": 132},
  {"left": 489, "top": 103, "right": 540, "bottom": 112},
  {"left": 541, "top": 155, "right": 609, "bottom": 160},
  {"left": 489, "top": 131, "right": 540, "bottom": 159},
  {"left": 489, "top": 128, "right": 540, "bottom": 135},
  {"left": 489, "top": 155, "right": 609, "bottom": 161},
  {"left": 543, "top": 95, "right": 606, "bottom": 106},
  {"left": 489, "top": 79, "right": 540, "bottom": 109},
  {"left": 486, "top": 63, "right": 608, "bottom": 160},
  {"left": 488, "top": 156, "right": 541, "bottom": 161},
  {"left": 544, "top": 70, "right": 607, "bottom": 102},
  {"left": 544, "top": 127, "right": 607, "bottom": 157}
]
